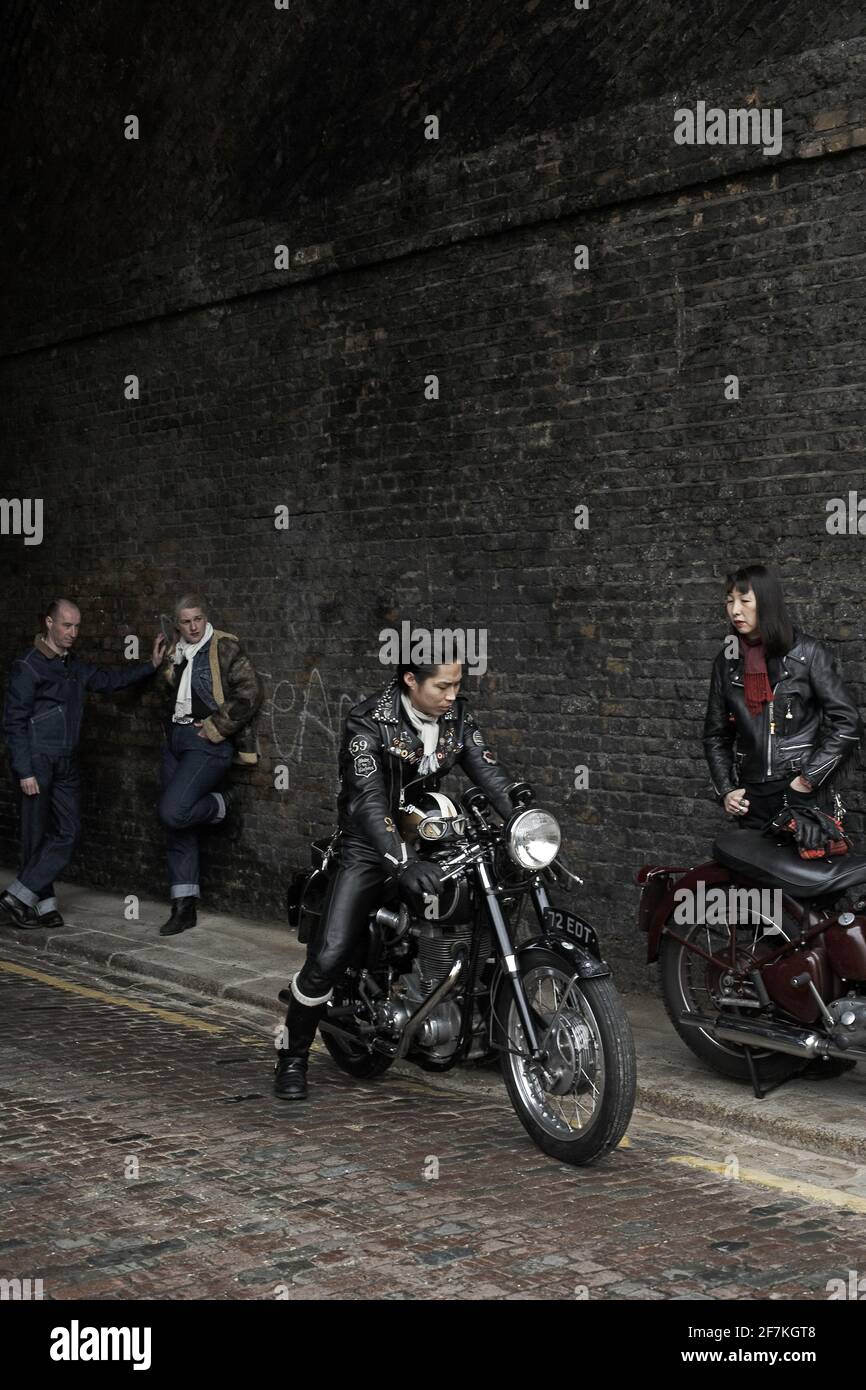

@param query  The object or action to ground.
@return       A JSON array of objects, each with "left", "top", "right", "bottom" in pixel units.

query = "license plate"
[{"left": 543, "top": 907, "right": 601, "bottom": 958}]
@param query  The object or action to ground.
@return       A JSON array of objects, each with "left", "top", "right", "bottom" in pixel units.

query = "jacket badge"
[
  {"left": 354, "top": 754, "right": 377, "bottom": 779},
  {"left": 349, "top": 736, "right": 370, "bottom": 755}
]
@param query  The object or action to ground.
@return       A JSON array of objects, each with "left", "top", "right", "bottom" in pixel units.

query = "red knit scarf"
[{"left": 742, "top": 637, "right": 774, "bottom": 717}]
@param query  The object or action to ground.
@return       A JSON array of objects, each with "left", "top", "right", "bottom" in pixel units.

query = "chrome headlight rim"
[{"left": 505, "top": 808, "right": 561, "bottom": 870}]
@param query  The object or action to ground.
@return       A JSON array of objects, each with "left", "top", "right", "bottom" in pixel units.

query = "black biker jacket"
[
  {"left": 336, "top": 679, "right": 519, "bottom": 871},
  {"left": 703, "top": 629, "right": 861, "bottom": 802}
]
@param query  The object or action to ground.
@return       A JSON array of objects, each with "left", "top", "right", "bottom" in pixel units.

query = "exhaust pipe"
[
  {"left": 679, "top": 1011, "right": 866, "bottom": 1062},
  {"left": 395, "top": 953, "right": 466, "bottom": 1060}
]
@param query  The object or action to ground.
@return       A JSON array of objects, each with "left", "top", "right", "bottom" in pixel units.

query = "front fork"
[{"left": 478, "top": 858, "right": 543, "bottom": 1057}]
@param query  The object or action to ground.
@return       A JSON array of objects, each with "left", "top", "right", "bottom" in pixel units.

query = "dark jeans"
[
  {"left": 159, "top": 722, "right": 233, "bottom": 899},
  {"left": 8, "top": 753, "right": 80, "bottom": 916}
]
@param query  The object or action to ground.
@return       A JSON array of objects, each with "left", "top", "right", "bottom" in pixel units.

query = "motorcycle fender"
[
  {"left": 641, "top": 861, "right": 732, "bottom": 964},
  {"left": 510, "top": 934, "right": 610, "bottom": 982}
]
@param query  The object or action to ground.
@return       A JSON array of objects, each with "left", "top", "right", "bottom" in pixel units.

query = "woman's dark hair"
[{"left": 725, "top": 564, "right": 794, "bottom": 658}]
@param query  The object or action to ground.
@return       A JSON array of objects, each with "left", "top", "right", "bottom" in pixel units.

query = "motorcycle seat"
[{"left": 712, "top": 828, "right": 866, "bottom": 898}]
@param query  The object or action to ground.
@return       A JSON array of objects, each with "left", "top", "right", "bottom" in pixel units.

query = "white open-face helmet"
[{"left": 397, "top": 791, "right": 467, "bottom": 844}]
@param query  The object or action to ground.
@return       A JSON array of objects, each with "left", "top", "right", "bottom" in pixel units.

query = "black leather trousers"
[{"left": 283, "top": 834, "right": 390, "bottom": 1055}]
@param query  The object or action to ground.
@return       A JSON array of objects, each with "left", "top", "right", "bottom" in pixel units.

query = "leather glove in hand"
[{"left": 397, "top": 859, "right": 444, "bottom": 902}]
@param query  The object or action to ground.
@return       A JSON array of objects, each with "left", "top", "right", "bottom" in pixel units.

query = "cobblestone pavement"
[{"left": 2, "top": 949, "right": 865, "bottom": 1302}]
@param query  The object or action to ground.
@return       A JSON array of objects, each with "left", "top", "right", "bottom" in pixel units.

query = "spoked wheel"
[
  {"left": 659, "top": 919, "right": 802, "bottom": 1086},
  {"left": 319, "top": 976, "right": 394, "bottom": 1080},
  {"left": 494, "top": 949, "right": 636, "bottom": 1167}
]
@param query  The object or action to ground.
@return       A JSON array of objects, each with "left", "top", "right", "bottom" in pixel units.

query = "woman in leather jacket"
[
  {"left": 274, "top": 658, "right": 524, "bottom": 1100},
  {"left": 703, "top": 564, "right": 861, "bottom": 830}
]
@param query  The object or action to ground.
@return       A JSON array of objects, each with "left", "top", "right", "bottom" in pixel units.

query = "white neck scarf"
[
  {"left": 172, "top": 621, "right": 214, "bottom": 721},
  {"left": 401, "top": 693, "right": 441, "bottom": 776}
]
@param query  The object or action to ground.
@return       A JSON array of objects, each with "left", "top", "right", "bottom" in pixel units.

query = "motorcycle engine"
[
  {"left": 381, "top": 915, "right": 492, "bottom": 1063},
  {"left": 827, "top": 993, "right": 866, "bottom": 1051},
  {"left": 385, "top": 792, "right": 493, "bottom": 1062}
]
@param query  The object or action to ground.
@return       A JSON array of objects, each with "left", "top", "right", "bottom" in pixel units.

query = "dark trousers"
[
  {"left": 283, "top": 834, "right": 389, "bottom": 1054},
  {"left": 8, "top": 753, "right": 80, "bottom": 916},
  {"left": 159, "top": 722, "right": 233, "bottom": 899},
  {"left": 740, "top": 781, "right": 820, "bottom": 830}
]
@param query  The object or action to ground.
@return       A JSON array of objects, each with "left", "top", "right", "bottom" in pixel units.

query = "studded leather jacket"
[
  {"left": 703, "top": 629, "right": 861, "bottom": 802},
  {"left": 336, "top": 679, "right": 519, "bottom": 871}
]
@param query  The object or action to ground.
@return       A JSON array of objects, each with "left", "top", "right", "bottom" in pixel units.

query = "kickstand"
[
  {"left": 743, "top": 1045, "right": 791, "bottom": 1100},
  {"left": 744, "top": 1046, "right": 765, "bottom": 1099}
]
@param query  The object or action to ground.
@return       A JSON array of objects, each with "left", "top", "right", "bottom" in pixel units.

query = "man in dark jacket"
[
  {"left": 274, "top": 660, "right": 524, "bottom": 1100},
  {"left": 2, "top": 599, "right": 165, "bottom": 928},
  {"left": 157, "top": 594, "right": 263, "bottom": 936}
]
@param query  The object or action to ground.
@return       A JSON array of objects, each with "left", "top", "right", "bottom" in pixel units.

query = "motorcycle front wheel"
[{"left": 494, "top": 949, "right": 636, "bottom": 1167}]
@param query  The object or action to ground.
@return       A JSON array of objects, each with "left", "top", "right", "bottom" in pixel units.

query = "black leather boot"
[
  {"left": 159, "top": 897, "right": 198, "bottom": 936},
  {"left": 0, "top": 891, "right": 39, "bottom": 928},
  {"left": 273, "top": 1052, "right": 310, "bottom": 1100},
  {"left": 273, "top": 992, "right": 326, "bottom": 1100}
]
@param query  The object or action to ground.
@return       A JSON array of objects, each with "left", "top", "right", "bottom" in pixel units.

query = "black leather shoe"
[
  {"left": 159, "top": 897, "right": 198, "bottom": 936},
  {"left": 34, "top": 910, "right": 64, "bottom": 929},
  {"left": 211, "top": 786, "right": 238, "bottom": 827},
  {"left": 0, "top": 891, "right": 39, "bottom": 928},
  {"left": 274, "top": 1051, "right": 309, "bottom": 1100}
]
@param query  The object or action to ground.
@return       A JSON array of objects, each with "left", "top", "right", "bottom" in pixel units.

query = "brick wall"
[{"left": 3, "top": 9, "right": 866, "bottom": 987}]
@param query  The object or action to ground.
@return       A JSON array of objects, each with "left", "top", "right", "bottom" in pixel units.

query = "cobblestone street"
[{"left": 2, "top": 947, "right": 865, "bottom": 1302}]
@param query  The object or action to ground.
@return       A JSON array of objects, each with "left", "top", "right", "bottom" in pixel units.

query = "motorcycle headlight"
[{"left": 506, "top": 809, "right": 561, "bottom": 870}]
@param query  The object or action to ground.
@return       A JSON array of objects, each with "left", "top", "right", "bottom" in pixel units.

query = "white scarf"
[
  {"left": 401, "top": 693, "right": 441, "bottom": 776},
  {"left": 172, "top": 621, "right": 214, "bottom": 721}
]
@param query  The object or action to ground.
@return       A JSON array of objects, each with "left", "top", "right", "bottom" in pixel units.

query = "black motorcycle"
[{"left": 287, "top": 783, "right": 636, "bottom": 1167}]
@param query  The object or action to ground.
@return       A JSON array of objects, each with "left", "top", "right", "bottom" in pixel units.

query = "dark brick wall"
[{"left": 3, "top": 9, "right": 866, "bottom": 988}]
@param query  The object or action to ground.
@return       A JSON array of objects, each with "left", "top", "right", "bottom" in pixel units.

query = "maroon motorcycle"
[{"left": 637, "top": 825, "right": 866, "bottom": 1096}]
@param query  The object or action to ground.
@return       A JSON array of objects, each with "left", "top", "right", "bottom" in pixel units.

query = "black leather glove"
[
  {"left": 767, "top": 805, "right": 846, "bottom": 852},
  {"left": 397, "top": 859, "right": 444, "bottom": 902}
]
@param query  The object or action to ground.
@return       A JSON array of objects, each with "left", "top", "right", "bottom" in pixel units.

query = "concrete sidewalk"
[{"left": 1, "top": 871, "right": 864, "bottom": 1162}]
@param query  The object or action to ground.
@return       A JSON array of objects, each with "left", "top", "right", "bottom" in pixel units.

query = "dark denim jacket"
[{"left": 4, "top": 636, "right": 156, "bottom": 778}]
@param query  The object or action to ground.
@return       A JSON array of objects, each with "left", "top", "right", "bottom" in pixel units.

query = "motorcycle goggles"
[{"left": 416, "top": 810, "right": 469, "bottom": 841}]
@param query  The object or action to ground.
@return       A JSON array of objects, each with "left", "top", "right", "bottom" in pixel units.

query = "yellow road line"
[
  {"left": 669, "top": 1154, "right": 866, "bottom": 1215},
  {"left": 0, "top": 958, "right": 225, "bottom": 1035}
]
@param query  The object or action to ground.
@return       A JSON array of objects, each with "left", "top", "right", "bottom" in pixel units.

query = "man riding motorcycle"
[{"left": 274, "top": 659, "right": 526, "bottom": 1100}]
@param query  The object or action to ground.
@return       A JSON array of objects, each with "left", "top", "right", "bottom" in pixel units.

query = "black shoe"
[
  {"left": 213, "top": 787, "right": 237, "bottom": 825},
  {"left": 274, "top": 1051, "right": 309, "bottom": 1100},
  {"left": 159, "top": 897, "right": 198, "bottom": 936},
  {"left": 0, "top": 891, "right": 39, "bottom": 928},
  {"left": 34, "top": 910, "right": 64, "bottom": 929}
]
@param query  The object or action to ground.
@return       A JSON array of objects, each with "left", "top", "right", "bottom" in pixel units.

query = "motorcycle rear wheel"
[
  {"left": 494, "top": 950, "right": 636, "bottom": 1167},
  {"left": 659, "top": 923, "right": 802, "bottom": 1086},
  {"left": 319, "top": 978, "right": 394, "bottom": 1079}
]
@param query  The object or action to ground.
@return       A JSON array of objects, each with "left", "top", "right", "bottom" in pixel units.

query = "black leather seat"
[{"left": 712, "top": 828, "right": 866, "bottom": 898}]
